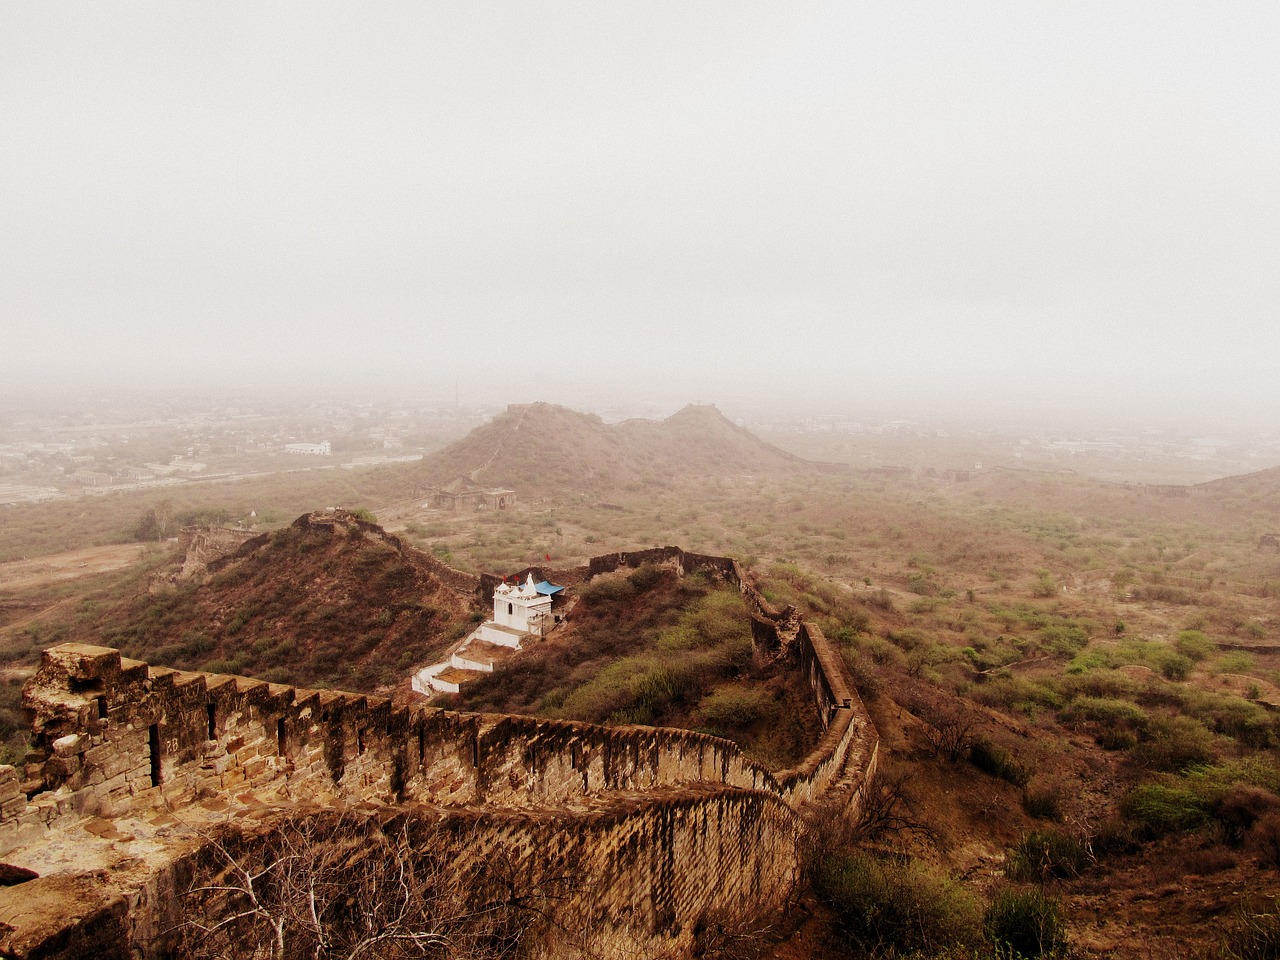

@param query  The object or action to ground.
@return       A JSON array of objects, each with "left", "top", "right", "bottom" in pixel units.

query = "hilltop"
[
  {"left": 414, "top": 402, "right": 808, "bottom": 499},
  {"left": 78, "top": 511, "right": 479, "bottom": 692},
  {"left": 1196, "top": 464, "right": 1280, "bottom": 501}
]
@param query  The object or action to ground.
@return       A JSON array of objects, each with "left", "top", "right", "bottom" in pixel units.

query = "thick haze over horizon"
[{"left": 3, "top": 4, "right": 1277, "bottom": 431}]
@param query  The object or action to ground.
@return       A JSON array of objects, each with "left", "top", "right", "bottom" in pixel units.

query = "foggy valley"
[{"left": 4, "top": 4, "right": 1280, "bottom": 960}]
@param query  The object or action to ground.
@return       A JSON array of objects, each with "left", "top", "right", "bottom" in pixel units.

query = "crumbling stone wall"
[
  {"left": 116, "top": 785, "right": 800, "bottom": 959},
  {"left": 175, "top": 526, "right": 258, "bottom": 581},
  {"left": 571, "top": 549, "right": 878, "bottom": 812},
  {"left": 3, "top": 546, "right": 878, "bottom": 958},
  {"left": 587, "top": 546, "right": 739, "bottom": 584},
  {"left": 8, "top": 645, "right": 790, "bottom": 856}
]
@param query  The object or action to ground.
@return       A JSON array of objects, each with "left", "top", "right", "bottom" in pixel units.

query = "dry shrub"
[
  {"left": 1022, "top": 780, "right": 1066, "bottom": 821},
  {"left": 175, "top": 813, "right": 556, "bottom": 960},
  {"left": 846, "top": 653, "right": 881, "bottom": 702},
  {"left": 1175, "top": 844, "right": 1237, "bottom": 876},
  {"left": 1213, "top": 785, "right": 1280, "bottom": 845},
  {"left": 1248, "top": 812, "right": 1280, "bottom": 869},
  {"left": 1090, "top": 818, "right": 1141, "bottom": 857},
  {"left": 970, "top": 737, "right": 1031, "bottom": 788},
  {"left": 846, "top": 766, "right": 927, "bottom": 845},
  {"left": 917, "top": 703, "right": 977, "bottom": 762},
  {"left": 1220, "top": 896, "right": 1280, "bottom": 960}
]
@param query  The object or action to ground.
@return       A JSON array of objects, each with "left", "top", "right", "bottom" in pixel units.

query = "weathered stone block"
[
  {"left": 242, "top": 757, "right": 268, "bottom": 780},
  {"left": 99, "top": 773, "right": 127, "bottom": 796},
  {"left": 43, "top": 755, "right": 82, "bottom": 780},
  {"left": 52, "top": 733, "right": 85, "bottom": 757},
  {"left": 82, "top": 742, "right": 119, "bottom": 770},
  {"left": 99, "top": 755, "right": 134, "bottom": 781}
]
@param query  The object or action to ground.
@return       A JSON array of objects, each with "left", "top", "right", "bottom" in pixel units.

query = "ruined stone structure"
[
  {"left": 0, "top": 548, "right": 878, "bottom": 959},
  {"left": 174, "top": 525, "right": 258, "bottom": 581},
  {"left": 430, "top": 478, "right": 517, "bottom": 511}
]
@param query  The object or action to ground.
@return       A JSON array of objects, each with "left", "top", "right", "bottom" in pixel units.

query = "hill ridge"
[{"left": 417, "top": 400, "right": 812, "bottom": 498}]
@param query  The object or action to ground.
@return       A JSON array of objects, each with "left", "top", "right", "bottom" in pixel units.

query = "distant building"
[
  {"left": 284, "top": 441, "right": 332, "bottom": 456},
  {"left": 431, "top": 478, "right": 515, "bottom": 511},
  {"left": 70, "top": 470, "right": 113, "bottom": 487}
]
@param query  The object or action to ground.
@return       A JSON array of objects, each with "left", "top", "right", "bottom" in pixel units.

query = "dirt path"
[{"left": 0, "top": 544, "right": 148, "bottom": 592}]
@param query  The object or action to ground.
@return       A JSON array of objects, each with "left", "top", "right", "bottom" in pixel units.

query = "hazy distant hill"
[
  {"left": 415, "top": 402, "right": 807, "bottom": 498},
  {"left": 88, "top": 512, "right": 477, "bottom": 692},
  {"left": 1196, "top": 465, "right": 1280, "bottom": 498}
]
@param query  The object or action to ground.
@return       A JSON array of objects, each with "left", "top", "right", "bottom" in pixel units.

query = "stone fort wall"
[{"left": 2, "top": 547, "right": 878, "bottom": 958}]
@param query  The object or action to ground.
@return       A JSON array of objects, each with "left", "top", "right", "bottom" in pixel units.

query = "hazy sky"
[{"left": 3, "top": 4, "right": 1278, "bottom": 427}]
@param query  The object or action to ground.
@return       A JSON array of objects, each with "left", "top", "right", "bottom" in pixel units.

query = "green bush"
[
  {"left": 1062, "top": 695, "right": 1148, "bottom": 731},
  {"left": 1054, "top": 669, "right": 1140, "bottom": 701},
  {"left": 1134, "top": 715, "right": 1218, "bottom": 771},
  {"left": 1211, "top": 651, "right": 1257, "bottom": 674},
  {"left": 970, "top": 738, "right": 1031, "bottom": 787},
  {"left": 699, "top": 686, "right": 771, "bottom": 727},
  {"left": 1156, "top": 650, "right": 1194, "bottom": 681},
  {"left": 655, "top": 624, "right": 700, "bottom": 652},
  {"left": 1097, "top": 728, "right": 1138, "bottom": 751},
  {"left": 1175, "top": 629, "right": 1215, "bottom": 661},
  {"left": 1179, "top": 690, "right": 1277, "bottom": 749},
  {"left": 626, "top": 563, "right": 665, "bottom": 592},
  {"left": 579, "top": 576, "right": 636, "bottom": 604},
  {"left": 815, "top": 853, "right": 983, "bottom": 957},
  {"left": 1039, "top": 624, "right": 1089, "bottom": 656},
  {"left": 968, "top": 677, "right": 1061, "bottom": 714},
  {"left": 1031, "top": 571, "right": 1058, "bottom": 598},
  {"left": 1185, "top": 757, "right": 1280, "bottom": 797},
  {"left": 201, "top": 659, "right": 239, "bottom": 675},
  {"left": 1122, "top": 781, "right": 1208, "bottom": 835},
  {"left": 1005, "top": 829, "right": 1088, "bottom": 881},
  {"left": 985, "top": 887, "right": 1067, "bottom": 958}
]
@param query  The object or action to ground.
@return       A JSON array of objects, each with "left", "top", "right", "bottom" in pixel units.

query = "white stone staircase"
[{"left": 411, "top": 621, "right": 530, "bottom": 695}]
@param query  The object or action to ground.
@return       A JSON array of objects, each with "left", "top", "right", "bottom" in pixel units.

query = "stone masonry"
[{"left": 0, "top": 547, "right": 878, "bottom": 958}]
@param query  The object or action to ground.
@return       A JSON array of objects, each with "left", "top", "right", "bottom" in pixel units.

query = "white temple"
[{"left": 412, "top": 572, "right": 564, "bottom": 695}]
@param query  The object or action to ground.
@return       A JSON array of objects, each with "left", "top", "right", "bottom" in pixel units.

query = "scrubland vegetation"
[
  {"left": 3, "top": 423, "right": 1280, "bottom": 958},
  {"left": 453, "top": 563, "right": 820, "bottom": 770}
]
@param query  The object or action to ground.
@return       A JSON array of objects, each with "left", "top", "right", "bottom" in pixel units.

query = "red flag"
[{"left": 545, "top": 553, "right": 551, "bottom": 561}]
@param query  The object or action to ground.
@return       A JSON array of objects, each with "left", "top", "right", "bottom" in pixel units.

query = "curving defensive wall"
[{"left": 0, "top": 547, "right": 877, "bottom": 958}]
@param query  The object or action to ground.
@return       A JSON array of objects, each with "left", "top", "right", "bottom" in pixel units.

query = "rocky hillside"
[
  {"left": 415, "top": 402, "right": 808, "bottom": 498},
  {"left": 85, "top": 511, "right": 480, "bottom": 693}
]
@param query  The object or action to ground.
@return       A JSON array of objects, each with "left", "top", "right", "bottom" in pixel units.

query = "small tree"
[
  {"left": 173, "top": 812, "right": 572, "bottom": 960},
  {"left": 920, "top": 704, "right": 977, "bottom": 762}
]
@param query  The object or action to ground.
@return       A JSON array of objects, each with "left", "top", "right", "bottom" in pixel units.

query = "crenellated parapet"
[{"left": 8, "top": 652, "right": 807, "bottom": 858}]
